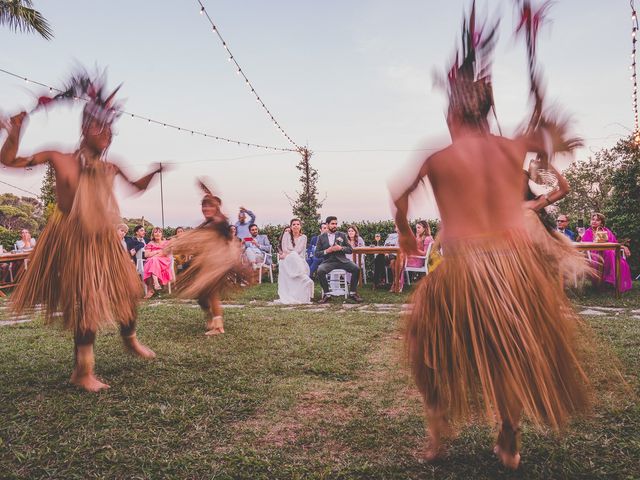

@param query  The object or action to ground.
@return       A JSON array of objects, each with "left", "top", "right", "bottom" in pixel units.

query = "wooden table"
[
  {"left": 0, "top": 251, "right": 30, "bottom": 297},
  {"left": 352, "top": 246, "right": 400, "bottom": 290},
  {"left": 573, "top": 242, "right": 622, "bottom": 297}
]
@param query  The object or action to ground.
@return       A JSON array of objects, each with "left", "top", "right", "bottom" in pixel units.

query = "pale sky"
[{"left": 0, "top": 1, "right": 633, "bottom": 228}]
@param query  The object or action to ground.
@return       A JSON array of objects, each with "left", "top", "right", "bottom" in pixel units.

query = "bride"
[{"left": 276, "top": 219, "right": 315, "bottom": 304}]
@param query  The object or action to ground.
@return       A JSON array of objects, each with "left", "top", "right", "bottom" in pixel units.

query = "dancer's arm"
[
  {"left": 0, "top": 112, "right": 59, "bottom": 168},
  {"left": 393, "top": 155, "right": 432, "bottom": 256},
  {"left": 114, "top": 163, "right": 163, "bottom": 192},
  {"left": 526, "top": 164, "right": 570, "bottom": 213}
]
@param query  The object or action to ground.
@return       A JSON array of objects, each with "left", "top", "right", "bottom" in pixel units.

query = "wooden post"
[
  {"left": 615, "top": 245, "right": 621, "bottom": 298},
  {"left": 159, "top": 162, "right": 165, "bottom": 229}
]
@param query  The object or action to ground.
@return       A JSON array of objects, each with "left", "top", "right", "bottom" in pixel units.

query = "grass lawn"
[{"left": 0, "top": 282, "right": 638, "bottom": 479}]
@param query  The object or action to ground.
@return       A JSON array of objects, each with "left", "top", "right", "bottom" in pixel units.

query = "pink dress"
[
  {"left": 406, "top": 236, "right": 434, "bottom": 268},
  {"left": 143, "top": 241, "right": 173, "bottom": 285},
  {"left": 581, "top": 228, "right": 632, "bottom": 292}
]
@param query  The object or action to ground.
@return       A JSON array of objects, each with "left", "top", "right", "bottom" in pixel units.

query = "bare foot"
[
  {"left": 70, "top": 371, "right": 110, "bottom": 392},
  {"left": 205, "top": 316, "right": 224, "bottom": 336},
  {"left": 123, "top": 335, "right": 156, "bottom": 359},
  {"left": 204, "top": 327, "right": 224, "bottom": 336},
  {"left": 418, "top": 443, "right": 446, "bottom": 462},
  {"left": 143, "top": 289, "right": 155, "bottom": 300},
  {"left": 494, "top": 445, "right": 521, "bottom": 470}
]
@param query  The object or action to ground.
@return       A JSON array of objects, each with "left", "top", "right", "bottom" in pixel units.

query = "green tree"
[
  {"left": 602, "top": 137, "right": 640, "bottom": 274},
  {"left": 557, "top": 150, "right": 615, "bottom": 224},
  {"left": 289, "top": 148, "right": 323, "bottom": 237},
  {"left": 0, "top": 0, "right": 53, "bottom": 39},
  {"left": 0, "top": 193, "right": 43, "bottom": 232},
  {"left": 40, "top": 162, "right": 56, "bottom": 220}
]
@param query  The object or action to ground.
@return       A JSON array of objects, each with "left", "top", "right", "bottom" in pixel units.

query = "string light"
[
  {"left": 631, "top": 1, "right": 640, "bottom": 144},
  {"left": 0, "top": 67, "right": 297, "bottom": 153},
  {"left": 194, "top": 0, "right": 301, "bottom": 151},
  {"left": 0, "top": 179, "right": 38, "bottom": 197}
]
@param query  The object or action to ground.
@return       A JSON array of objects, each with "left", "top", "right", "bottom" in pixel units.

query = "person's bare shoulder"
[{"left": 47, "top": 150, "right": 76, "bottom": 168}]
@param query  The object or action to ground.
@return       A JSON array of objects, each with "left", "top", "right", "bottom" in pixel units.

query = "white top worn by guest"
[
  {"left": 345, "top": 236, "right": 365, "bottom": 262},
  {"left": 14, "top": 238, "right": 36, "bottom": 251},
  {"left": 276, "top": 232, "right": 314, "bottom": 304}
]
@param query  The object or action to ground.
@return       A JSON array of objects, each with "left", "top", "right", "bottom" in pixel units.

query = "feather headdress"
[
  {"left": 31, "top": 68, "right": 122, "bottom": 132},
  {"left": 445, "top": 1, "right": 499, "bottom": 132},
  {"left": 198, "top": 178, "right": 222, "bottom": 206}
]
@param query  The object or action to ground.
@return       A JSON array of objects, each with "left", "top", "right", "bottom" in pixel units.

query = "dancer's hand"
[
  {"left": 399, "top": 232, "right": 419, "bottom": 256},
  {"left": 10, "top": 112, "right": 27, "bottom": 132},
  {"left": 150, "top": 162, "right": 167, "bottom": 174}
]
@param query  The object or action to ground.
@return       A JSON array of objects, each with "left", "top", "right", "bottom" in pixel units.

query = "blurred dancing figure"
[
  {"left": 167, "top": 181, "right": 250, "bottom": 336},
  {"left": 394, "top": 3, "right": 588, "bottom": 469},
  {"left": 0, "top": 71, "right": 162, "bottom": 392}
]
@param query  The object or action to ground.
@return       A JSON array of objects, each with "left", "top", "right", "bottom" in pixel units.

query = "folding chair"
[{"left": 325, "top": 269, "right": 350, "bottom": 299}]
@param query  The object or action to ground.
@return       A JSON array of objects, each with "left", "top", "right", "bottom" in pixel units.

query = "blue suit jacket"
[
  {"left": 124, "top": 236, "right": 145, "bottom": 262},
  {"left": 557, "top": 228, "right": 576, "bottom": 241}
]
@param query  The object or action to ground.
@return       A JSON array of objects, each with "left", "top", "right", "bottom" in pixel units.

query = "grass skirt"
[
  {"left": 169, "top": 228, "right": 250, "bottom": 301},
  {"left": 405, "top": 229, "right": 589, "bottom": 430},
  {"left": 10, "top": 162, "right": 141, "bottom": 332},
  {"left": 523, "top": 208, "right": 591, "bottom": 285}
]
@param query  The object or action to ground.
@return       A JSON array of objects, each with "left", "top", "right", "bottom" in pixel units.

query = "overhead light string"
[
  {"left": 0, "top": 67, "right": 297, "bottom": 153},
  {"left": 631, "top": 0, "right": 639, "bottom": 144},
  {"left": 195, "top": 0, "right": 301, "bottom": 152}
]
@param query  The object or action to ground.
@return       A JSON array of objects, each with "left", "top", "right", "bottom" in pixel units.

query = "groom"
[{"left": 315, "top": 216, "right": 363, "bottom": 303}]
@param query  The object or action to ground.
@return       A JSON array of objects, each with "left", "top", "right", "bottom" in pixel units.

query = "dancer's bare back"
[
  {"left": 394, "top": 132, "right": 540, "bottom": 253},
  {"left": 426, "top": 134, "right": 528, "bottom": 239}
]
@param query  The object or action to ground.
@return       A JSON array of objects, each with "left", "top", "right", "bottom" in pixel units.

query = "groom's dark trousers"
[{"left": 314, "top": 231, "right": 360, "bottom": 293}]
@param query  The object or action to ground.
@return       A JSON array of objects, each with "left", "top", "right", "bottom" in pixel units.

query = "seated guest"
[
  {"left": 143, "top": 227, "right": 173, "bottom": 298},
  {"left": 406, "top": 220, "right": 434, "bottom": 268},
  {"left": 116, "top": 223, "right": 144, "bottom": 263},
  {"left": 277, "top": 227, "right": 291, "bottom": 259},
  {"left": 555, "top": 214, "right": 576, "bottom": 241},
  {"left": 234, "top": 206, "right": 256, "bottom": 239},
  {"left": 372, "top": 232, "right": 387, "bottom": 288},
  {"left": 580, "top": 212, "right": 633, "bottom": 292},
  {"left": 307, "top": 222, "right": 327, "bottom": 278},
  {"left": 244, "top": 223, "right": 272, "bottom": 265},
  {"left": 315, "top": 216, "right": 362, "bottom": 303},
  {"left": 345, "top": 225, "right": 365, "bottom": 262},
  {"left": 14, "top": 228, "right": 36, "bottom": 251},
  {"left": 276, "top": 219, "right": 314, "bottom": 304},
  {"left": 172, "top": 227, "right": 191, "bottom": 272},
  {"left": 229, "top": 225, "right": 243, "bottom": 246},
  {"left": 133, "top": 224, "right": 147, "bottom": 245},
  {"left": 384, "top": 225, "right": 405, "bottom": 293}
]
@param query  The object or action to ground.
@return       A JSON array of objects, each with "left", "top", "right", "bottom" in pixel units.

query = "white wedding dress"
[{"left": 276, "top": 234, "right": 314, "bottom": 304}]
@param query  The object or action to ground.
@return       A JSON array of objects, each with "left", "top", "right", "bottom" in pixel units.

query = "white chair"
[
  {"left": 403, "top": 242, "right": 433, "bottom": 285},
  {"left": 325, "top": 269, "right": 350, "bottom": 299},
  {"left": 254, "top": 251, "right": 274, "bottom": 284},
  {"left": 167, "top": 255, "right": 175, "bottom": 294},
  {"left": 136, "top": 248, "right": 145, "bottom": 275}
]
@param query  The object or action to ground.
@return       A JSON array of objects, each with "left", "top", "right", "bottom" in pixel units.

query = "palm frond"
[{"left": 0, "top": 0, "right": 53, "bottom": 40}]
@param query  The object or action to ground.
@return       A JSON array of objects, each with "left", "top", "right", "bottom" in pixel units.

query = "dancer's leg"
[
  {"left": 70, "top": 326, "right": 109, "bottom": 392},
  {"left": 121, "top": 318, "right": 156, "bottom": 359},
  {"left": 420, "top": 405, "right": 451, "bottom": 461},
  {"left": 494, "top": 401, "right": 522, "bottom": 470},
  {"left": 204, "top": 293, "right": 224, "bottom": 336}
]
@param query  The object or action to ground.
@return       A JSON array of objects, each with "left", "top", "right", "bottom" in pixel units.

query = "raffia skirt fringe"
[
  {"left": 405, "top": 230, "right": 589, "bottom": 430},
  {"left": 170, "top": 228, "right": 251, "bottom": 301},
  {"left": 10, "top": 209, "right": 141, "bottom": 332}
]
